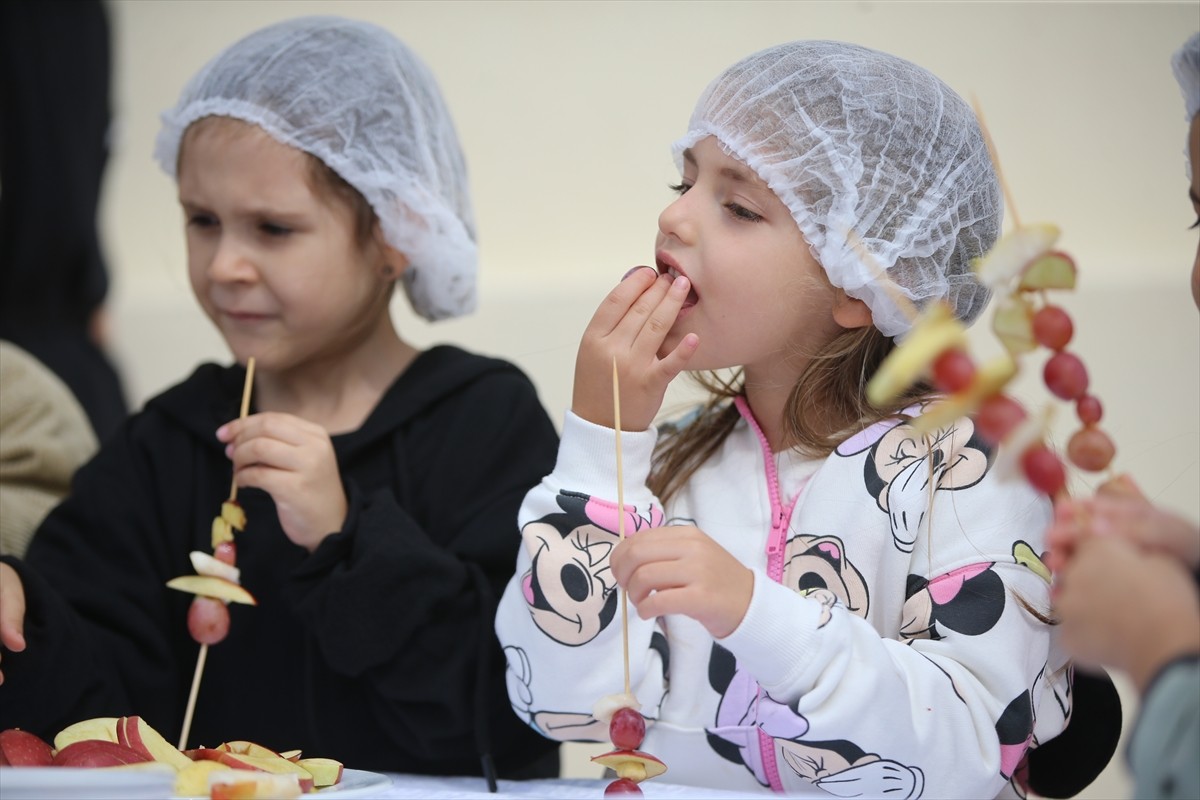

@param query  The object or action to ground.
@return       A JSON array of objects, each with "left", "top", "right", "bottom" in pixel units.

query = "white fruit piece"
[
  {"left": 189, "top": 551, "right": 241, "bottom": 584},
  {"left": 167, "top": 575, "right": 257, "bottom": 605}
]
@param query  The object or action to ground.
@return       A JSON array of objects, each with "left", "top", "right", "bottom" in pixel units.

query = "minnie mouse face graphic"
[
  {"left": 784, "top": 534, "right": 870, "bottom": 619},
  {"left": 837, "top": 412, "right": 993, "bottom": 553},
  {"left": 520, "top": 491, "right": 662, "bottom": 646}
]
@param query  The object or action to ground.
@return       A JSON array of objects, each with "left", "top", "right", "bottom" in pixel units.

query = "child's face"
[
  {"left": 655, "top": 137, "right": 844, "bottom": 382},
  {"left": 177, "top": 118, "right": 393, "bottom": 373}
]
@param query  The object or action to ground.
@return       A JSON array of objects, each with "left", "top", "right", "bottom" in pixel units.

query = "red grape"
[
  {"left": 213, "top": 541, "right": 237, "bottom": 566},
  {"left": 931, "top": 349, "right": 977, "bottom": 393},
  {"left": 610, "top": 708, "right": 646, "bottom": 750},
  {"left": 975, "top": 394, "right": 1027, "bottom": 445},
  {"left": 1043, "top": 352, "right": 1089, "bottom": 401},
  {"left": 187, "top": 596, "right": 230, "bottom": 645},
  {"left": 1075, "top": 395, "right": 1103, "bottom": 426},
  {"left": 1067, "top": 426, "right": 1116, "bottom": 472},
  {"left": 1021, "top": 444, "right": 1067, "bottom": 496},
  {"left": 1032, "top": 305, "right": 1074, "bottom": 351},
  {"left": 605, "top": 779, "right": 643, "bottom": 797}
]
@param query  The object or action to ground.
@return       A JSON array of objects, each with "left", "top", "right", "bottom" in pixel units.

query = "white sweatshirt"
[{"left": 496, "top": 399, "right": 1069, "bottom": 798}]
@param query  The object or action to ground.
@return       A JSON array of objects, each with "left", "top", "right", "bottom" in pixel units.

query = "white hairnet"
[
  {"left": 155, "top": 16, "right": 477, "bottom": 321},
  {"left": 1173, "top": 33, "right": 1200, "bottom": 183},
  {"left": 673, "top": 41, "right": 1000, "bottom": 338}
]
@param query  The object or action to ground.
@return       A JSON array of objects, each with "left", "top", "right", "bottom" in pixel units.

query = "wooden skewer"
[
  {"left": 178, "top": 357, "right": 255, "bottom": 750},
  {"left": 229, "top": 357, "right": 256, "bottom": 501},
  {"left": 972, "top": 95, "right": 1022, "bottom": 231},
  {"left": 612, "top": 357, "right": 632, "bottom": 697}
]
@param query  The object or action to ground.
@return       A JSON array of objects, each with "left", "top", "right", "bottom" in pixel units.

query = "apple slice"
[
  {"left": 222, "top": 501, "right": 247, "bottom": 532},
  {"left": 217, "top": 740, "right": 284, "bottom": 758},
  {"left": 591, "top": 748, "right": 667, "bottom": 782},
  {"left": 209, "top": 770, "right": 302, "bottom": 800},
  {"left": 53, "top": 716, "right": 120, "bottom": 751},
  {"left": 0, "top": 729, "right": 54, "bottom": 767},
  {"left": 296, "top": 757, "right": 343, "bottom": 788},
  {"left": 279, "top": 749, "right": 302, "bottom": 762},
  {"left": 991, "top": 295, "right": 1037, "bottom": 356},
  {"left": 973, "top": 223, "right": 1061, "bottom": 288},
  {"left": 175, "top": 760, "right": 238, "bottom": 796},
  {"left": 190, "top": 551, "right": 241, "bottom": 584},
  {"left": 1018, "top": 250, "right": 1077, "bottom": 291},
  {"left": 212, "top": 516, "right": 235, "bottom": 548},
  {"left": 52, "top": 739, "right": 152, "bottom": 767},
  {"left": 117, "top": 715, "right": 193, "bottom": 770},
  {"left": 212, "top": 751, "right": 315, "bottom": 793},
  {"left": 167, "top": 575, "right": 257, "bottom": 605},
  {"left": 867, "top": 301, "right": 966, "bottom": 407}
]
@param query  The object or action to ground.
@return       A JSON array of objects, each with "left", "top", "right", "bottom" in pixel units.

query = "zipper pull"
[{"left": 766, "top": 507, "right": 787, "bottom": 556}]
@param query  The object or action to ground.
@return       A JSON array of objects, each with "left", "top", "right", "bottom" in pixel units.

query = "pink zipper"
[{"left": 735, "top": 397, "right": 808, "bottom": 794}]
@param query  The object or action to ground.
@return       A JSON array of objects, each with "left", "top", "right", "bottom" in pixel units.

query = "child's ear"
[
  {"left": 373, "top": 225, "right": 410, "bottom": 281},
  {"left": 832, "top": 289, "right": 873, "bottom": 329}
]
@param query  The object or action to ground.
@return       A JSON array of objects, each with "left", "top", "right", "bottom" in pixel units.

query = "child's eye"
[
  {"left": 187, "top": 213, "right": 217, "bottom": 229},
  {"left": 259, "top": 222, "right": 292, "bottom": 237},
  {"left": 667, "top": 181, "right": 691, "bottom": 196},
  {"left": 725, "top": 203, "right": 762, "bottom": 222}
]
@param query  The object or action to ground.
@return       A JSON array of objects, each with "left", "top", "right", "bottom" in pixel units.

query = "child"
[
  {"left": 496, "top": 40, "right": 1069, "bottom": 797},
  {"left": 0, "top": 16, "right": 561, "bottom": 780},
  {"left": 1046, "top": 32, "right": 1200, "bottom": 800}
]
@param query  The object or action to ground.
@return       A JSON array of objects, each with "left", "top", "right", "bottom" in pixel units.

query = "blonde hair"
[{"left": 648, "top": 326, "right": 936, "bottom": 504}]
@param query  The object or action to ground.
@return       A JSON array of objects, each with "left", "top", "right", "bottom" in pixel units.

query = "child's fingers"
[
  {"left": 217, "top": 412, "right": 322, "bottom": 447},
  {"left": 587, "top": 268, "right": 662, "bottom": 339},
  {"left": 607, "top": 273, "right": 676, "bottom": 346},
  {"left": 0, "top": 564, "right": 27, "bottom": 656},
  {"left": 628, "top": 276, "right": 690, "bottom": 360}
]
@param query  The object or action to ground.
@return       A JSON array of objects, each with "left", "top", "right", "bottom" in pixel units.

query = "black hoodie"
[{"left": 0, "top": 345, "right": 561, "bottom": 778}]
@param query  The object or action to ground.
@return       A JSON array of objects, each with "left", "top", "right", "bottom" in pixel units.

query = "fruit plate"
[{"left": 0, "top": 767, "right": 391, "bottom": 800}]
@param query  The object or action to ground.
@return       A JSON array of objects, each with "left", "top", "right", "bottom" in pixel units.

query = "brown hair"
[{"left": 647, "top": 325, "right": 937, "bottom": 504}]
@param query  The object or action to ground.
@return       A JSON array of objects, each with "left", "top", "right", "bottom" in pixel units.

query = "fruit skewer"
[
  {"left": 173, "top": 358, "right": 257, "bottom": 750},
  {"left": 589, "top": 360, "right": 666, "bottom": 797}
]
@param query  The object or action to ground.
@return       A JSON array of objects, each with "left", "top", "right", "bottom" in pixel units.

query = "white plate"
[
  {"left": 311, "top": 769, "right": 393, "bottom": 797},
  {"left": 0, "top": 766, "right": 390, "bottom": 799},
  {"left": 0, "top": 766, "right": 177, "bottom": 799}
]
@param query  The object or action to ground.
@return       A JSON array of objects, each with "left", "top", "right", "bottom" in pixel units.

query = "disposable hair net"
[
  {"left": 155, "top": 16, "right": 476, "bottom": 321},
  {"left": 672, "top": 41, "right": 1000, "bottom": 338},
  {"left": 1172, "top": 33, "right": 1200, "bottom": 179}
]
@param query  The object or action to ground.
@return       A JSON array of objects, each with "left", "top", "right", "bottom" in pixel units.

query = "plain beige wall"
[{"left": 98, "top": 1, "right": 1198, "bottom": 795}]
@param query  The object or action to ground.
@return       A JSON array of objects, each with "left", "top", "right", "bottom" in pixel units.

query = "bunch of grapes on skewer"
[
  {"left": 166, "top": 358, "right": 258, "bottom": 750},
  {"left": 589, "top": 361, "right": 667, "bottom": 797}
]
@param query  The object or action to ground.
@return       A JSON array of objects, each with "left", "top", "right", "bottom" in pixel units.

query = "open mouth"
[{"left": 656, "top": 257, "right": 700, "bottom": 309}]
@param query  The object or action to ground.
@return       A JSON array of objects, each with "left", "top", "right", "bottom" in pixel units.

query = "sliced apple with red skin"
[
  {"left": 210, "top": 752, "right": 315, "bottom": 792},
  {"left": 279, "top": 749, "right": 302, "bottom": 762},
  {"left": 296, "top": 757, "right": 343, "bottom": 787},
  {"left": 217, "top": 740, "right": 283, "bottom": 758},
  {"left": 167, "top": 574, "right": 257, "bottom": 605},
  {"left": 0, "top": 729, "right": 54, "bottom": 767},
  {"left": 591, "top": 749, "right": 667, "bottom": 782},
  {"left": 1018, "top": 250, "right": 1077, "bottom": 291},
  {"left": 52, "top": 738, "right": 152, "bottom": 767},
  {"left": 117, "top": 715, "right": 193, "bottom": 770},
  {"left": 53, "top": 716, "right": 120, "bottom": 751}
]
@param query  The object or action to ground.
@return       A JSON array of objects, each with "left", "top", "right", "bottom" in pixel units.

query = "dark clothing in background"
[{"left": 0, "top": 0, "right": 128, "bottom": 441}]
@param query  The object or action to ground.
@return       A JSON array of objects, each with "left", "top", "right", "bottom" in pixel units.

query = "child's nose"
[
  {"left": 208, "top": 236, "right": 257, "bottom": 282},
  {"left": 657, "top": 193, "right": 695, "bottom": 245}
]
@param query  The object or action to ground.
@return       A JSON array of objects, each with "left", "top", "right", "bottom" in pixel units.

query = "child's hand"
[
  {"left": 0, "top": 562, "right": 27, "bottom": 685},
  {"left": 609, "top": 525, "right": 752, "bottom": 639},
  {"left": 572, "top": 268, "right": 699, "bottom": 431},
  {"left": 217, "top": 413, "right": 348, "bottom": 553},
  {"left": 1053, "top": 534, "right": 1200, "bottom": 693}
]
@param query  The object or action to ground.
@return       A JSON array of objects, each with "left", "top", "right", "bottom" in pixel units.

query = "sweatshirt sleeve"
[
  {"left": 722, "top": 421, "right": 1063, "bottom": 799},
  {"left": 286, "top": 368, "right": 561, "bottom": 763},
  {"left": 495, "top": 411, "right": 669, "bottom": 742}
]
